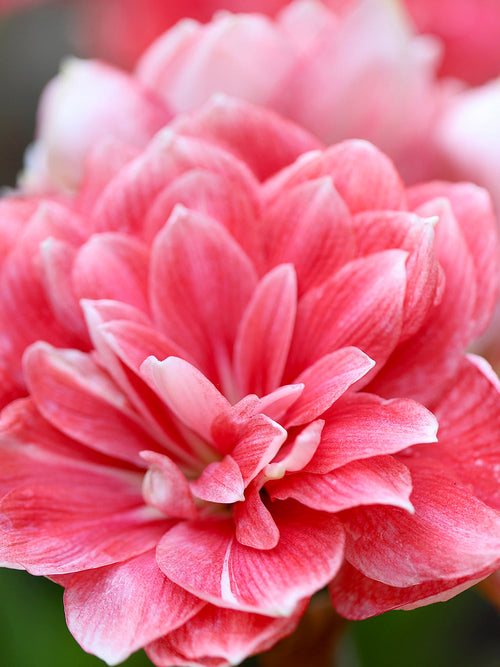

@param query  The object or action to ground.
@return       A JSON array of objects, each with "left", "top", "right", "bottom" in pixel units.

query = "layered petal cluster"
[
  {"left": 2, "top": 98, "right": 500, "bottom": 665},
  {"left": 22, "top": 0, "right": 447, "bottom": 194}
]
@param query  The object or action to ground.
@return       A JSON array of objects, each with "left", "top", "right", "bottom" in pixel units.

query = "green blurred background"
[{"left": 1, "top": 5, "right": 500, "bottom": 667}]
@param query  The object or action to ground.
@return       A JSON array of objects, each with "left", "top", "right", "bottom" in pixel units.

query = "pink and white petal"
[
  {"left": 137, "top": 14, "right": 294, "bottom": 115},
  {"left": 264, "top": 419, "right": 324, "bottom": 480},
  {"left": 414, "top": 354, "right": 500, "bottom": 510},
  {"left": 39, "top": 238, "right": 88, "bottom": 342},
  {"left": 141, "top": 356, "right": 229, "bottom": 445},
  {"left": 233, "top": 482, "right": 280, "bottom": 550},
  {"left": 91, "top": 130, "right": 257, "bottom": 237},
  {"left": 369, "top": 196, "right": 476, "bottom": 406},
  {"left": 23, "top": 58, "right": 169, "bottom": 194},
  {"left": 190, "top": 456, "right": 245, "bottom": 505},
  {"left": 72, "top": 233, "right": 150, "bottom": 314},
  {"left": 260, "top": 177, "right": 355, "bottom": 292},
  {"left": 143, "top": 168, "right": 260, "bottom": 259},
  {"left": 305, "top": 393, "right": 438, "bottom": 473},
  {"left": 77, "top": 138, "right": 141, "bottom": 214},
  {"left": 230, "top": 414, "right": 287, "bottom": 484},
  {"left": 256, "top": 384, "right": 304, "bottom": 422},
  {"left": 264, "top": 140, "right": 407, "bottom": 212},
  {"left": 147, "top": 601, "right": 308, "bottom": 667},
  {"left": 353, "top": 211, "right": 443, "bottom": 342},
  {"left": 172, "top": 95, "right": 321, "bottom": 181},
  {"left": 64, "top": 550, "right": 204, "bottom": 665},
  {"left": 141, "top": 451, "right": 197, "bottom": 520},
  {"left": 342, "top": 458, "right": 500, "bottom": 588},
  {"left": 284, "top": 347, "right": 375, "bottom": 427},
  {"left": 234, "top": 264, "right": 297, "bottom": 398},
  {"left": 150, "top": 206, "right": 257, "bottom": 387},
  {"left": 156, "top": 502, "right": 344, "bottom": 616},
  {"left": 0, "top": 488, "right": 169, "bottom": 575},
  {"left": 286, "top": 250, "right": 407, "bottom": 379},
  {"left": 24, "top": 343, "right": 158, "bottom": 466},
  {"left": 268, "top": 455, "right": 413, "bottom": 513},
  {"left": 330, "top": 561, "right": 488, "bottom": 620},
  {"left": 408, "top": 181, "right": 499, "bottom": 340}
]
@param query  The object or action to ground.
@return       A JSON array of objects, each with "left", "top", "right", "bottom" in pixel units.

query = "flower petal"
[
  {"left": 191, "top": 456, "right": 245, "bottom": 505},
  {"left": 64, "top": 550, "right": 205, "bottom": 665},
  {"left": 268, "top": 455, "right": 413, "bottom": 513},
  {"left": 149, "top": 206, "right": 257, "bottom": 388},
  {"left": 234, "top": 264, "right": 297, "bottom": 398},
  {"left": 141, "top": 451, "right": 197, "bottom": 520},
  {"left": 305, "top": 392, "right": 438, "bottom": 473},
  {"left": 156, "top": 502, "right": 344, "bottom": 616}
]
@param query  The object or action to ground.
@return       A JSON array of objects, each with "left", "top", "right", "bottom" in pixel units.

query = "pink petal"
[
  {"left": 142, "top": 168, "right": 260, "bottom": 260},
  {"left": 260, "top": 177, "right": 355, "bottom": 293},
  {"left": 233, "top": 482, "right": 280, "bottom": 550},
  {"left": 330, "top": 561, "right": 488, "bottom": 620},
  {"left": 24, "top": 343, "right": 158, "bottom": 466},
  {"left": 23, "top": 58, "right": 169, "bottom": 194},
  {"left": 268, "top": 455, "right": 413, "bottom": 513},
  {"left": 264, "top": 419, "right": 324, "bottom": 480},
  {"left": 136, "top": 14, "right": 294, "bottom": 115},
  {"left": 172, "top": 95, "right": 321, "bottom": 181},
  {"left": 64, "top": 550, "right": 204, "bottom": 665},
  {"left": 191, "top": 456, "right": 245, "bottom": 504},
  {"left": 408, "top": 181, "right": 499, "bottom": 340},
  {"left": 416, "top": 354, "right": 500, "bottom": 510},
  {"left": 72, "top": 233, "right": 150, "bottom": 314},
  {"left": 156, "top": 502, "right": 344, "bottom": 615},
  {"left": 352, "top": 210, "right": 444, "bottom": 342},
  {"left": 234, "top": 264, "right": 297, "bottom": 397},
  {"left": 342, "top": 458, "right": 500, "bottom": 587},
  {"left": 0, "top": 487, "right": 169, "bottom": 575},
  {"left": 286, "top": 250, "right": 407, "bottom": 379},
  {"left": 141, "top": 451, "right": 197, "bottom": 520},
  {"left": 284, "top": 347, "right": 375, "bottom": 427},
  {"left": 149, "top": 206, "right": 257, "bottom": 388},
  {"left": 91, "top": 130, "right": 257, "bottom": 237},
  {"left": 141, "top": 356, "right": 229, "bottom": 445},
  {"left": 264, "top": 140, "right": 407, "bottom": 212},
  {"left": 305, "top": 392, "right": 438, "bottom": 473},
  {"left": 230, "top": 414, "right": 287, "bottom": 484},
  {"left": 370, "top": 196, "right": 476, "bottom": 405},
  {"left": 147, "top": 601, "right": 308, "bottom": 667}
]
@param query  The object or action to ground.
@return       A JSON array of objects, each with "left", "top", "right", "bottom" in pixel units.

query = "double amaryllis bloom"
[{"left": 2, "top": 96, "right": 500, "bottom": 666}]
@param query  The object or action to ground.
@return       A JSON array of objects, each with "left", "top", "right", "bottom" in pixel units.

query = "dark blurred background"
[{"left": 1, "top": 4, "right": 500, "bottom": 666}]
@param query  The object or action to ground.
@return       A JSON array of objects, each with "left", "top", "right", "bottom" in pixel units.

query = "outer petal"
[
  {"left": 156, "top": 502, "right": 345, "bottom": 616},
  {"left": 305, "top": 392, "right": 438, "bottom": 473},
  {"left": 147, "top": 601, "right": 308, "bottom": 667},
  {"left": 268, "top": 455, "right": 413, "bottom": 513},
  {"left": 0, "top": 487, "right": 169, "bottom": 575},
  {"left": 260, "top": 177, "right": 356, "bottom": 293},
  {"left": 342, "top": 458, "right": 500, "bottom": 587},
  {"left": 264, "top": 140, "right": 407, "bottom": 213},
  {"left": 233, "top": 264, "right": 297, "bottom": 398},
  {"left": 64, "top": 550, "right": 205, "bottom": 665},
  {"left": 171, "top": 94, "right": 321, "bottom": 181},
  {"left": 286, "top": 249, "right": 407, "bottom": 379},
  {"left": 330, "top": 561, "right": 487, "bottom": 620},
  {"left": 415, "top": 354, "right": 500, "bottom": 510},
  {"left": 149, "top": 206, "right": 257, "bottom": 388},
  {"left": 24, "top": 343, "right": 159, "bottom": 466},
  {"left": 283, "top": 347, "right": 375, "bottom": 427},
  {"left": 22, "top": 58, "right": 169, "bottom": 194}
]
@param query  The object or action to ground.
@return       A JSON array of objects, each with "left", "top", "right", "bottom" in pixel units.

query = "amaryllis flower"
[
  {"left": 2, "top": 97, "right": 500, "bottom": 666},
  {"left": 22, "top": 0, "right": 447, "bottom": 194}
]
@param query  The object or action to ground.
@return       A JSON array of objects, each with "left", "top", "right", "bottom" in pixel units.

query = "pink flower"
[
  {"left": 2, "top": 96, "right": 500, "bottom": 665},
  {"left": 403, "top": 0, "right": 500, "bottom": 85},
  {"left": 22, "top": 0, "right": 447, "bottom": 193}
]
